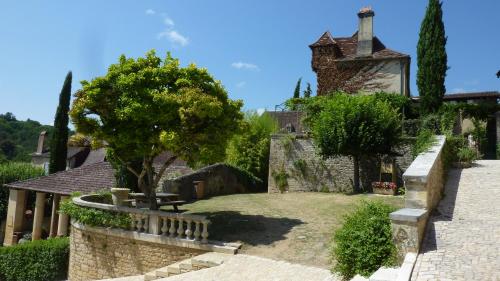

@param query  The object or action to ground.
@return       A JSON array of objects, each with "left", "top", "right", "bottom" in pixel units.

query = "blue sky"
[{"left": 0, "top": 0, "right": 498, "bottom": 125}]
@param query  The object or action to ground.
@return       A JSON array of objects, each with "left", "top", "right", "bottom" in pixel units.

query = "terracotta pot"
[{"left": 373, "top": 187, "right": 396, "bottom": 196}]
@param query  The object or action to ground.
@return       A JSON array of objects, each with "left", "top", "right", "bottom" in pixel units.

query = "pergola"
[{"left": 2, "top": 162, "right": 115, "bottom": 246}]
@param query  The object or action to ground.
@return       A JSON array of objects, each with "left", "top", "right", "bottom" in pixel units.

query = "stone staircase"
[{"left": 144, "top": 252, "right": 232, "bottom": 280}]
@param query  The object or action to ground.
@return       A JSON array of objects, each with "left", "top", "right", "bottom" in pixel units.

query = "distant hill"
[{"left": 0, "top": 112, "right": 54, "bottom": 162}]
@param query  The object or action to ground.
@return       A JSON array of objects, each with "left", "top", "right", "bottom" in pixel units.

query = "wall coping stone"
[
  {"left": 403, "top": 135, "right": 445, "bottom": 183},
  {"left": 390, "top": 208, "right": 427, "bottom": 223},
  {"left": 71, "top": 220, "right": 240, "bottom": 254}
]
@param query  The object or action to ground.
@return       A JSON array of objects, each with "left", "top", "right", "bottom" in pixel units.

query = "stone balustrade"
[{"left": 73, "top": 195, "right": 211, "bottom": 244}]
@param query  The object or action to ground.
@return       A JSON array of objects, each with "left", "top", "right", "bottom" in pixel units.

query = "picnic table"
[{"left": 126, "top": 193, "right": 186, "bottom": 212}]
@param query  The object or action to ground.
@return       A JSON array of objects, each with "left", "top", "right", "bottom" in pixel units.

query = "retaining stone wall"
[
  {"left": 267, "top": 134, "right": 413, "bottom": 193},
  {"left": 68, "top": 225, "right": 206, "bottom": 281}
]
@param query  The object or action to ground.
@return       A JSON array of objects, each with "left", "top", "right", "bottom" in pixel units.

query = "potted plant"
[
  {"left": 371, "top": 181, "right": 397, "bottom": 196},
  {"left": 454, "top": 147, "right": 478, "bottom": 168}
]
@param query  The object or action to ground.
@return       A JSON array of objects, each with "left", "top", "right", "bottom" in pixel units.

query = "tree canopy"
[
  {"left": 307, "top": 93, "right": 402, "bottom": 192},
  {"left": 417, "top": 0, "right": 447, "bottom": 113},
  {"left": 70, "top": 50, "right": 243, "bottom": 209}
]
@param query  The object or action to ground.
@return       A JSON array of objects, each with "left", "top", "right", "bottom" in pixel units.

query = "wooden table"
[{"left": 128, "top": 193, "right": 185, "bottom": 211}]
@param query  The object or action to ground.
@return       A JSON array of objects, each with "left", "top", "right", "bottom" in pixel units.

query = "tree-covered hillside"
[{"left": 0, "top": 113, "right": 54, "bottom": 162}]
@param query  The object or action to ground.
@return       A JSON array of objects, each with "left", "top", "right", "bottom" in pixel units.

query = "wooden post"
[
  {"left": 49, "top": 194, "right": 61, "bottom": 238},
  {"left": 32, "top": 192, "right": 46, "bottom": 241},
  {"left": 3, "top": 189, "right": 27, "bottom": 246}
]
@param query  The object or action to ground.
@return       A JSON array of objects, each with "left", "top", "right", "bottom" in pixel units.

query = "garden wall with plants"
[{"left": 267, "top": 134, "right": 414, "bottom": 193}]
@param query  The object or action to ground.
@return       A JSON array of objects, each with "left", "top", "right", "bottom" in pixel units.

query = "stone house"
[{"left": 310, "top": 7, "right": 410, "bottom": 96}]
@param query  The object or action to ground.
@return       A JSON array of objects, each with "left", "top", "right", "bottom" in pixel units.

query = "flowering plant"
[{"left": 371, "top": 181, "right": 397, "bottom": 190}]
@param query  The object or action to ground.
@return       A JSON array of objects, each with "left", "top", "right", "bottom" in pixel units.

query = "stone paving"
[{"left": 411, "top": 160, "right": 500, "bottom": 281}]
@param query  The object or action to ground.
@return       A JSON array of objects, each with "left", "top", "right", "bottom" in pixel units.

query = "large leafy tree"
[
  {"left": 49, "top": 71, "right": 72, "bottom": 173},
  {"left": 417, "top": 0, "right": 447, "bottom": 114},
  {"left": 307, "top": 93, "right": 402, "bottom": 192},
  {"left": 225, "top": 111, "right": 278, "bottom": 185},
  {"left": 70, "top": 50, "right": 243, "bottom": 209}
]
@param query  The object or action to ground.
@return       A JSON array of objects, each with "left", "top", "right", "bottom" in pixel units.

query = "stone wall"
[
  {"left": 267, "top": 134, "right": 414, "bottom": 193},
  {"left": 68, "top": 224, "right": 206, "bottom": 281},
  {"left": 390, "top": 135, "right": 446, "bottom": 261},
  {"left": 163, "top": 163, "right": 263, "bottom": 201}
]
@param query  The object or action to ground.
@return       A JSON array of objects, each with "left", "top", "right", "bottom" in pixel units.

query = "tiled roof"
[
  {"left": 310, "top": 31, "right": 409, "bottom": 60},
  {"left": 81, "top": 148, "right": 107, "bottom": 166},
  {"left": 4, "top": 162, "right": 116, "bottom": 196},
  {"left": 442, "top": 91, "right": 500, "bottom": 101}
]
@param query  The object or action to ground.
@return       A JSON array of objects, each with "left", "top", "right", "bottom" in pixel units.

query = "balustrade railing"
[{"left": 73, "top": 195, "right": 210, "bottom": 244}]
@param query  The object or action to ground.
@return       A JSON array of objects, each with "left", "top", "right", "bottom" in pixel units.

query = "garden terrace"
[{"left": 72, "top": 194, "right": 240, "bottom": 254}]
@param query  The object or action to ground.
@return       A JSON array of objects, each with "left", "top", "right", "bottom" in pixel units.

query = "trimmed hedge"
[
  {"left": 0, "top": 237, "right": 69, "bottom": 281},
  {"left": 331, "top": 201, "right": 397, "bottom": 279}
]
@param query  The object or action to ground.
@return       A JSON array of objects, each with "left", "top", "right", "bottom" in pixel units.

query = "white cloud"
[
  {"left": 231, "top": 62, "right": 260, "bottom": 71},
  {"left": 163, "top": 17, "right": 174, "bottom": 27},
  {"left": 236, "top": 81, "right": 246, "bottom": 88},
  {"left": 256, "top": 108, "right": 266, "bottom": 115},
  {"left": 157, "top": 30, "right": 189, "bottom": 46},
  {"left": 145, "top": 9, "right": 156, "bottom": 15}
]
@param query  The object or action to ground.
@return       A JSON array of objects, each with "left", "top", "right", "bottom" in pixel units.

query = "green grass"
[{"left": 173, "top": 193, "right": 403, "bottom": 268}]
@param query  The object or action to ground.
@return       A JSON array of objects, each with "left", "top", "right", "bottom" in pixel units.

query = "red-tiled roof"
[
  {"left": 4, "top": 162, "right": 116, "bottom": 196},
  {"left": 310, "top": 32, "right": 408, "bottom": 60}
]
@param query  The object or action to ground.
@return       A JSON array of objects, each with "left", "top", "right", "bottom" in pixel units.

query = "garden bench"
[{"left": 157, "top": 200, "right": 187, "bottom": 212}]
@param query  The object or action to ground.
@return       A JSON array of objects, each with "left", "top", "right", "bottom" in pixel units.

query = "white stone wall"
[{"left": 366, "top": 59, "right": 406, "bottom": 95}]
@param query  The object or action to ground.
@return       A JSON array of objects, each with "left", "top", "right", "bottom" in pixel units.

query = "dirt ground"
[{"left": 178, "top": 193, "right": 403, "bottom": 269}]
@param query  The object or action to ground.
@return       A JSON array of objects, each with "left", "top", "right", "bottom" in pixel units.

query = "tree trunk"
[
  {"left": 353, "top": 155, "right": 360, "bottom": 193},
  {"left": 139, "top": 161, "right": 158, "bottom": 210}
]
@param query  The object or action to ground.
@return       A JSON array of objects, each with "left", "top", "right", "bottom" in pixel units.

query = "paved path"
[{"left": 411, "top": 160, "right": 500, "bottom": 281}]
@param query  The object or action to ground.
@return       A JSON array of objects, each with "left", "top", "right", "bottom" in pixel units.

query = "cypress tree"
[
  {"left": 293, "top": 78, "right": 302, "bottom": 98},
  {"left": 417, "top": 0, "right": 448, "bottom": 114},
  {"left": 49, "top": 71, "right": 72, "bottom": 174},
  {"left": 304, "top": 82, "right": 312, "bottom": 98}
]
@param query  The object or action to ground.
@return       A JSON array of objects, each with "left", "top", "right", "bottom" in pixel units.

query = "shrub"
[
  {"left": 0, "top": 237, "right": 69, "bottom": 281},
  {"left": 0, "top": 162, "right": 45, "bottom": 221},
  {"left": 332, "top": 201, "right": 397, "bottom": 279},
  {"left": 225, "top": 111, "right": 278, "bottom": 186},
  {"left": 59, "top": 196, "right": 131, "bottom": 229},
  {"left": 457, "top": 147, "right": 478, "bottom": 163},
  {"left": 412, "top": 129, "right": 437, "bottom": 158}
]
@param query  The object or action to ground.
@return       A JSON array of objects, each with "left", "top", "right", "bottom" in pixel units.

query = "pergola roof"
[{"left": 3, "top": 162, "right": 116, "bottom": 196}]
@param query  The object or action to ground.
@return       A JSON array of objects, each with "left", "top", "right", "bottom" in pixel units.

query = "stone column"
[
  {"left": 49, "top": 194, "right": 61, "bottom": 238},
  {"left": 32, "top": 192, "right": 46, "bottom": 241},
  {"left": 3, "top": 189, "right": 27, "bottom": 246},
  {"left": 57, "top": 196, "right": 69, "bottom": 237}
]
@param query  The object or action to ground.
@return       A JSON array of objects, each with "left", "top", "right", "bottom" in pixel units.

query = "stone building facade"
[
  {"left": 310, "top": 7, "right": 410, "bottom": 96},
  {"left": 267, "top": 134, "right": 413, "bottom": 193}
]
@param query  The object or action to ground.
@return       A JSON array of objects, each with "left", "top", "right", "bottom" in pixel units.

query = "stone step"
[
  {"left": 190, "top": 252, "right": 233, "bottom": 269},
  {"left": 369, "top": 267, "right": 399, "bottom": 281}
]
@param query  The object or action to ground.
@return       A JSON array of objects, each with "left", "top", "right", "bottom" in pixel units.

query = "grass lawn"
[{"left": 176, "top": 192, "right": 403, "bottom": 269}]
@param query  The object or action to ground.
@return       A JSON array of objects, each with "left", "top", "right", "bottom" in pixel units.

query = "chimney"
[
  {"left": 36, "top": 131, "right": 47, "bottom": 154},
  {"left": 357, "top": 6, "right": 375, "bottom": 57}
]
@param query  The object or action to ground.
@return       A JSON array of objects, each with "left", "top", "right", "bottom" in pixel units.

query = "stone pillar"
[
  {"left": 49, "top": 194, "right": 61, "bottom": 238},
  {"left": 56, "top": 196, "right": 69, "bottom": 237},
  {"left": 390, "top": 208, "right": 428, "bottom": 262},
  {"left": 3, "top": 189, "right": 27, "bottom": 246},
  {"left": 32, "top": 192, "right": 46, "bottom": 241}
]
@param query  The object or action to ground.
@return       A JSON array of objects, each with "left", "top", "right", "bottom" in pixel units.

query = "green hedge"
[
  {"left": 0, "top": 162, "right": 45, "bottom": 220},
  {"left": 331, "top": 201, "right": 397, "bottom": 279},
  {"left": 0, "top": 237, "right": 69, "bottom": 281}
]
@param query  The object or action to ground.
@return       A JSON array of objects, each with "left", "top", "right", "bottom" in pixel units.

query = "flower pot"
[
  {"left": 110, "top": 188, "right": 130, "bottom": 206},
  {"left": 373, "top": 187, "right": 396, "bottom": 196}
]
